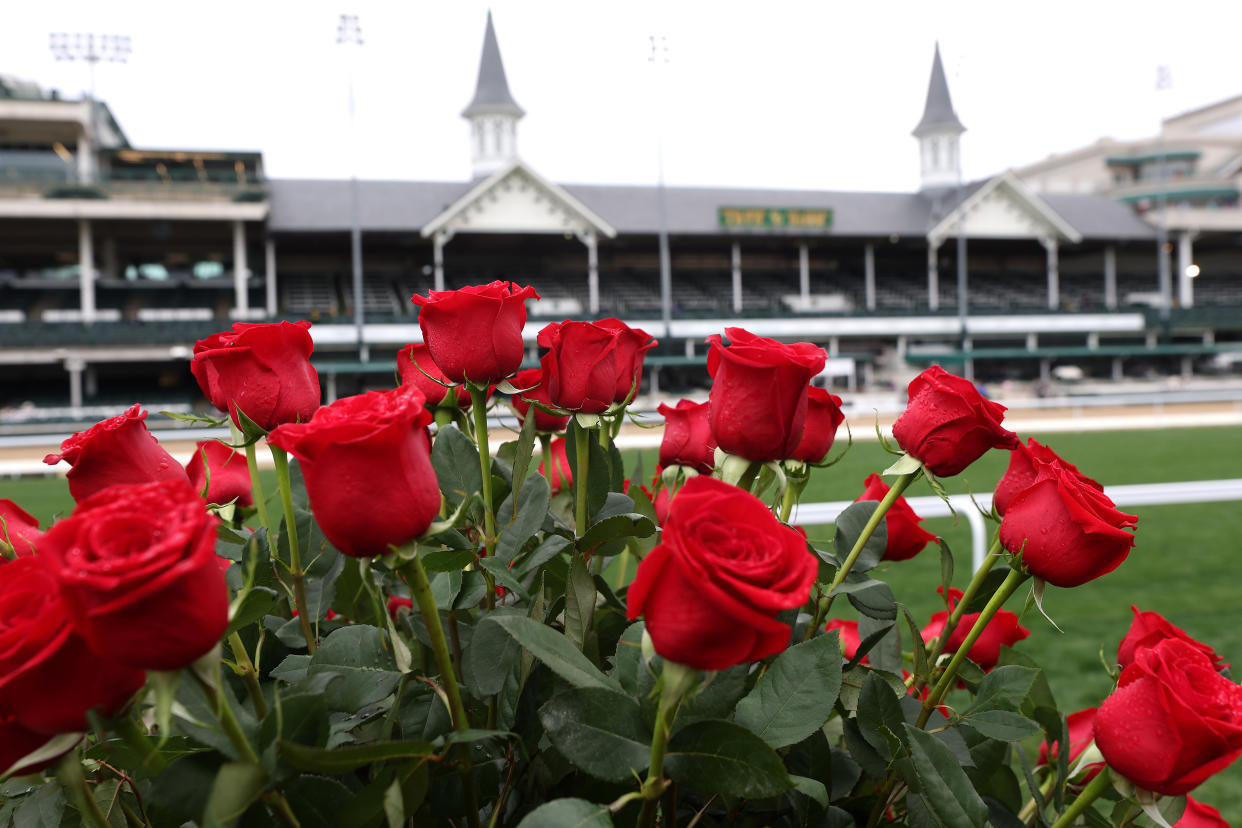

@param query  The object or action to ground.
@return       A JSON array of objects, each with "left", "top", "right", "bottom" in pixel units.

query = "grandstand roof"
[
  {"left": 913, "top": 43, "right": 965, "bottom": 137},
  {"left": 461, "top": 11, "right": 524, "bottom": 119}
]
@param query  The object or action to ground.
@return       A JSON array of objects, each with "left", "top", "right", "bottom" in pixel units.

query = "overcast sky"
[{"left": 4, "top": 1, "right": 1241, "bottom": 193}]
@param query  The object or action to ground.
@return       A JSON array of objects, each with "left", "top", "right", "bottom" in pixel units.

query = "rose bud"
[
  {"left": 185, "top": 440, "right": 253, "bottom": 508},
  {"left": 511, "top": 368, "right": 570, "bottom": 433},
  {"left": 387, "top": 595, "right": 414, "bottom": 619},
  {"left": 1037, "top": 708, "right": 1104, "bottom": 784},
  {"left": 594, "top": 318, "right": 657, "bottom": 404},
  {"left": 411, "top": 281, "right": 539, "bottom": 385},
  {"left": 825, "top": 618, "right": 864, "bottom": 663},
  {"left": 855, "top": 473, "right": 937, "bottom": 562},
  {"left": 191, "top": 320, "right": 321, "bottom": 432},
  {"left": 1175, "top": 798, "right": 1230, "bottom": 828},
  {"left": 538, "top": 319, "right": 653, "bottom": 414},
  {"left": 397, "top": 343, "right": 470, "bottom": 409},
  {"left": 790, "top": 387, "right": 846, "bottom": 463},
  {"left": 268, "top": 386, "right": 440, "bottom": 557},
  {"left": 994, "top": 437, "right": 1102, "bottom": 516},
  {"left": 626, "top": 476, "right": 818, "bottom": 671},
  {"left": 657, "top": 399, "right": 716, "bottom": 475},
  {"left": 999, "top": 455, "right": 1137, "bottom": 588},
  {"left": 706, "top": 327, "right": 827, "bottom": 462},
  {"left": 0, "top": 499, "right": 44, "bottom": 557},
  {"left": 0, "top": 714, "right": 78, "bottom": 776},
  {"left": 921, "top": 587, "right": 1029, "bottom": 672},
  {"left": 43, "top": 404, "right": 191, "bottom": 502},
  {"left": 0, "top": 556, "right": 146, "bottom": 734},
  {"left": 1094, "top": 638, "right": 1242, "bottom": 796},
  {"left": 892, "top": 365, "right": 1019, "bottom": 477},
  {"left": 39, "top": 480, "right": 228, "bottom": 671},
  {"left": 538, "top": 437, "right": 574, "bottom": 494},
  {"left": 1118, "top": 606, "right": 1228, "bottom": 673}
]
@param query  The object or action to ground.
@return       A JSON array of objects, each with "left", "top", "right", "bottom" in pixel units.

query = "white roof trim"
[
  {"left": 419, "top": 159, "right": 616, "bottom": 239},
  {"left": 928, "top": 171, "right": 1083, "bottom": 245}
]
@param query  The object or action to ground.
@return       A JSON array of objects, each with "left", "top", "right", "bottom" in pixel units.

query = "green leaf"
[
  {"left": 564, "top": 555, "right": 596, "bottom": 652},
  {"left": 609, "top": 621, "right": 645, "bottom": 695},
  {"left": 496, "top": 474, "right": 552, "bottom": 564},
  {"left": 857, "top": 671, "right": 906, "bottom": 760},
  {"left": 733, "top": 633, "right": 843, "bottom": 749},
  {"left": 277, "top": 738, "right": 434, "bottom": 774},
  {"left": 538, "top": 687, "right": 651, "bottom": 783},
  {"left": 202, "top": 762, "right": 268, "bottom": 828},
  {"left": 938, "top": 537, "right": 954, "bottom": 594},
  {"left": 961, "top": 567, "right": 1014, "bottom": 613},
  {"left": 664, "top": 719, "right": 794, "bottom": 799},
  {"left": 464, "top": 610, "right": 524, "bottom": 697},
  {"left": 510, "top": 399, "right": 539, "bottom": 503},
  {"left": 477, "top": 557, "right": 530, "bottom": 602},
  {"left": 307, "top": 626, "right": 401, "bottom": 711},
  {"left": 960, "top": 710, "right": 1042, "bottom": 742},
  {"left": 832, "top": 500, "right": 889, "bottom": 575},
  {"left": 790, "top": 775, "right": 829, "bottom": 809},
  {"left": 578, "top": 512, "right": 656, "bottom": 558},
  {"left": 840, "top": 576, "right": 897, "bottom": 620},
  {"left": 901, "top": 725, "right": 989, "bottom": 828},
  {"left": 515, "top": 798, "right": 614, "bottom": 828},
  {"left": 226, "top": 587, "right": 277, "bottom": 637},
  {"left": 963, "top": 665, "right": 1040, "bottom": 715},
  {"left": 488, "top": 615, "right": 620, "bottom": 691},
  {"left": 421, "top": 548, "right": 477, "bottom": 573},
  {"left": 431, "top": 424, "right": 481, "bottom": 507},
  {"left": 903, "top": 604, "right": 930, "bottom": 686}
]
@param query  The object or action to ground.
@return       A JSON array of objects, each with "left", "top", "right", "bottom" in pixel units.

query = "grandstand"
[{"left": 1, "top": 20, "right": 1240, "bottom": 416}]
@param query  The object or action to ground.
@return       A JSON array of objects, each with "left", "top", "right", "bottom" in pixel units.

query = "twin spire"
[{"left": 913, "top": 42, "right": 966, "bottom": 192}]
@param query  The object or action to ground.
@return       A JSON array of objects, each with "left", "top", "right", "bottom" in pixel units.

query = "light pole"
[
  {"left": 649, "top": 35, "right": 673, "bottom": 340},
  {"left": 337, "top": 14, "right": 367, "bottom": 362},
  {"left": 1154, "top": 65, "right": 1172, "bottom": 338},
  {"left": 49, "top": 33, "right": 131, "bottom": 186}
]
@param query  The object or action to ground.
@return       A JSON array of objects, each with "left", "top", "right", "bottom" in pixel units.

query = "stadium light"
[
  {"left": 48, "top": 33, "right": 132, "bottom": 186},
  {"left": 337, "top": 14, "right": 367, "bottom": 362},
  {"left": 1186, "top": 264, "right": 1200, "bottom": 279},
  {"left": 649, "top": 35, "right": 672, "bottom": 339}
]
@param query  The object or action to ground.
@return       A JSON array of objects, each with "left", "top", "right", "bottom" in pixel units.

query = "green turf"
[{"left": 7, "top": 426, "right": 1242, "bottom": 818}]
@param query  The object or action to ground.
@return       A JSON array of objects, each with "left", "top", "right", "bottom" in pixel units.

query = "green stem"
[
  {"left": 110, "top": 711, "right": 166, "bottom": 775},
  {"left": 1049, "top": 768, "right": 1113, "bottom": 828},
  {"left": 270, "top": 445, "right": 316, "bottom": 655},
  {"left": 190, "top": 668, "right": 259, "bottom": 765},
  {"left": 229, "top": 631, "right": 267, "bottom": 718},
  {"left": 635, "top": 662, "right": 698, "bottom": 828},
  {"left": 57, "top": 752, "right": 111, "bottom": 828},
  {"left": 399, "top": 555, "right": 470, "bottom": 731},
  {"left": 433, "top": 407, "right": 455, "bottom": 429},
  {"left": 779, "top": 480, "right": 799, "bottom": 523},
  {"left": 804, "top": 470, "right": 919, "bottom": 641},
  {"left": 919, "top": 567, "right": 1030, "bottom": 726},
  {"left": 470, "top": 385, "right": 498, "bottom": 610},
  {"left": 539, "top": 433, "right": 558, "bottom": 492},
  {"left": 574, "top": 421, "right": 591, "bottom": 538},
  {"left": 244, "top": 440, "right": 278, "bottom": 559}
]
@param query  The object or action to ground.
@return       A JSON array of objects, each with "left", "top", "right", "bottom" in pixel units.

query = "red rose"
[
  {"left": 538, "top": 437, "right": 573, "bottom": 494},
  {"left": 39, "top": 480, "right": 227, "bottom": 671},
  {"left": 1176, "top": 798, "right": 1230, "bottom": 828},
  {"left": 0, "top": 556, "right": 146, "bottom": 734},
  {"left": 387, "top": 596, "right": 414, "bottom": 619},
  {"left": 999, "top": 455, "right": 1137, "bottom": 588},
  {"left": 994, "top": 438, "right": 1102, "bottom": 516},
  {"left": 0, "top": 499, "right": 43, "bottom": 557},
  {"left": 191, "top": 321, "right": 321, "bottom": 432},
  {"left": 511, "top": 368, "right": 570, "bottom": 433},
  {"left": 855, "top": 473, "right": 937, "bottom": 562},
  {"left": 538, "top": 319, "right": 654, "bottom": 413},
  {"left": 825, "top": 618, "right": 864, "bottom": 663},
  {"left": 1118, "top": 606, "right": 1228, "bottom": 673},
  {"left": 892, "top": 365, "right": 1019, "bottom": 477},
  {"left": 0, "top": 714, "right": 76, "bottom": 775},
  {"left": 921, "top": 587, "right": 1029, "bottom": 672},
  {"left": 626, "top": 476, "right": 817, "bottom": 671},
  {"left": 185, "top": 440, "right": 253, "bottom": 508},
  {"left": 657, "top": 399, "right": 716, "bottom": 474},
  {"left": 706, "top": 327, "right": 827, "bottom": 462},
  {"left": 269, "top": 386, "right": 440, "bottom": 557},
  {"left": 397, "top": 343, "right": 470, "bottom": 409},
  {"left": 1094, "top": 638, "right": 1242, "bottom": 795},
  {"left": 1037, "top": 708, "right": 1103, "bottom": 783},
  {"left": 790, "top": 387, "right": 845, "bottom": 463},
  {"left": 651, "top": 480, "right": 671, "bottom": 525},
  {"left": 43, "top": 405, "right": 191, "bottom": 502},
  {"left": 411, "top": 281, "right": 538, "bottom": 385},
  {"left": 594, "top": 318, "right": 656, "bottom": 403}
]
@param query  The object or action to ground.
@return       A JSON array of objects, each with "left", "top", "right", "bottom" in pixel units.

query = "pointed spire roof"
[
  {"left": 462, "top": 11, "right": 525, "bottom": 119},
  {"left": 913, "top": 43, "right": 964, "bottom": 137}
]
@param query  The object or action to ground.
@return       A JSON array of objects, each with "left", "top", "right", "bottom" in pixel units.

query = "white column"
[
  {"left": 1177, "top": 231, "right": 1195, "bottom": 309},
  {"left": 1044, "top": 237, "right": 1059, "bottom": 310},
  {"left": 927, "top": 242, "right": 940, "bottom": 311},
  {"left": 78, "top": 219, "right": 96, "bottom": 323},
  {"left": 1103, "top": 245, "right": 1117, "bottom": 310},
  {"left": 798, "top": 243, "right": 810, "bottom": 301},
  {"left": 585, "top": 232, "right": 599, "bottom": 315},
  {"left": 863, "top": 243, "right": 876, "bottom": 311},
  {"left": 233, "top": 220, "right": 249, "bottom": 314},
  {"left": 66, "top": 358, "right": 85, "bottom": 409},
  {"left": 265, "top": 238, "right": 278, "bottom": 317},
  {"left": 1026, "top": 332, "right": 1038, "bottom": 351},
  {"left": 433, "top": 232, "right": 447, "bottom": 292},
  {"left": 731, "top": 242, "right": 742, "bottom": 314}
]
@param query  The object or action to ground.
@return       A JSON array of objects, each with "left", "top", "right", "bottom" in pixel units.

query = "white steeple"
[
  {"left": 913, "top": 43, "right": 966, "bottom": 192},
  {"left": 461, "top": 11, "right": 524, "bottom": 179}
]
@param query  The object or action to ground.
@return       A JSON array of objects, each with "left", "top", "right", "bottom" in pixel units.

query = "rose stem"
[
  {"left": 573, "top": 420, "right": 591, "bottom": 540},
  {"left": 243, "top": 439, "right": 278, "bottom": 560},
  {"left": 1048, "top": 768, "right": 1112, "bottom": 828},
  {"left": 911, "top": 534, "right": 1003, "bottom": 696},
  {"left": 269, "top": 445, "right": 316, "bottom": 655},
  {"left": 110, "top": 710, "right": 167, "bottom": 774},
  {"left": 804, "top": 470, "right": 920, "bottom": 641},
  {"left": 188, "top": 666, "right": 301, "bottom": 827},
  {"left": 779, "top": 477, "right": 799, "bottom": 523},
  {"left": 636, "top": 661, "right": 699, "bottom": 828},
  {"left": 469, "top": 385, "right": 498, "bottom": 611},
  {"left": 56, "top": 752, "right": 112, "bottom": 828},
  {"left": 918, "top": 567, "right": 1030, "bottom": 727},
  {"left": 1016, "top": 772, "right": 1057, "bottom": 824},
  {"left": 229, "top": 631, "right": 268, "bottom": 718},
  {"left": 735, "top": 460, "right": 762, "bottom": 493},
  {"left": 539, "top": 433, "right": 559, "bottom": 492}
]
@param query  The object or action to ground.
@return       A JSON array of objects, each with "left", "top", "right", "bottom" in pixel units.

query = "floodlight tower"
[
  {"left": 48, "top": 33, "right": 131, "bottom": 185},
  {"left": 649, "top": 35, "right": 672, "bottom": 340},
  {"left": 1155, "top": 65, "right": 1173, "bottom": 336},
  {"left": 337, "top": 14, "right": 368, "bottom": 362}
]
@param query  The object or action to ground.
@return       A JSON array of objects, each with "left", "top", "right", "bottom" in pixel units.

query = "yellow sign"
[{"left": 717, "top": 207, "right": 834, "bottom": 230}]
